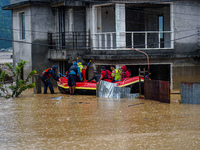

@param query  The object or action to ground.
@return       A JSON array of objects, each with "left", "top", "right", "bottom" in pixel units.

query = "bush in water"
[
  {"left": 0, "top": 70, "right": 11, "bottom": 98},
  {"left": 2, "top": 60, "right": 37, "bottom": 97}
]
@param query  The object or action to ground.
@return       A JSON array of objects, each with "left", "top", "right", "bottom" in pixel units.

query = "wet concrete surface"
[{"left": 0, "top": 88, "right": 200, "bottom": 149}]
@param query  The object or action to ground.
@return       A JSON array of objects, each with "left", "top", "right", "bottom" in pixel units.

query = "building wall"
[
  {"left": 172, "top": 58, "right": 200, "bottom": 89},
  {"left": 173, "top": 0, "right": 200, "bottom": 53},
  {"left": 101, "top": 5, "right": 115, "bottom": 32},
  {"left": 12, "top": 5, "right": 57, "bottom": 82},
  {"left": 172, "top": 0, "right": 200, "bottom": 89},
  {"left": 31, "top": 5, "right": 56, "bottom": 75},
  {"left": 12, "top": 6, "right": 32, "bottom": 79},
  {"left": 73, "top": 7, "right": 86, "bottom": 31}
]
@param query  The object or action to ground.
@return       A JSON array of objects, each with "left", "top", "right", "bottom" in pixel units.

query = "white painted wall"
[{"left": 13, "top": 6, "right": 32, "bottom": 79}]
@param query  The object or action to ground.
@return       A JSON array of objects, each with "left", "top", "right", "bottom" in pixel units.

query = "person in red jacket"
[
  {"left": 97, "top": 66, "right": 111, "bottom": 84},
  {"left": 121, "top": 65, "right": 130, "bottom": 81},
  {"left": 82, "top": 64, "right": 87, "bottom": 82}
]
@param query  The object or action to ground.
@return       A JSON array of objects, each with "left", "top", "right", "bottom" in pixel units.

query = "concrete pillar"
[
  {"left": 97, "top": 7, "right": 102, "bottom": 33},
  {"left": 91, "top": 6, "right": 98, "bottom": 50},
  {"left": 170, "top": 3, "right": 174, "bottom": 49},
  {"left": 69, "top": 8, "right": 74, "bottom": 32},
  {"left": 33, "top": 74, "right": 41, "bottom": 94},
  {"left": 115, "top": 4, "right": 126, "bottom": 49}
]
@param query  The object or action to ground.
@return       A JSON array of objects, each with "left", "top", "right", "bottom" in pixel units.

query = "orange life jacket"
[{"left": 42, "top": 68, "right": 52, "bottom": 78}]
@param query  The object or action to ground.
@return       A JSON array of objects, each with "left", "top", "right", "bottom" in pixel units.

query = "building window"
[
  {"left": 159, "top": 15, "right": 164, "bottom": 48},
  {"left": 19, "top": 12, "right": 25, "bottom": 40},
  {"left": 159, "top": 15, "right": 164, "bottom": 39}
]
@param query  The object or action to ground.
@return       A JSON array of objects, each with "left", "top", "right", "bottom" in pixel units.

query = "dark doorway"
[{"left": 128, "top": 64, "right": 170, "bottom": 82}]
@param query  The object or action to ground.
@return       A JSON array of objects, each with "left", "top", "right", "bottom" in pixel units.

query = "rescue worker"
[
  {"left": 77, "top": 62, "right": 83, "bottom": 74},
  {"left": 40, "top": 65, "right": 59, "bottom": 94},
  {"left": 97, "top": 66, "right": 111, "bottom": 84},
  {"left": 65, "top": 70, "right": 69, "bottom": 77},
  {"left": 76, "top": 61, "right": 83, "bottom": 82},
  {"left": 110, "top": 65, "right": 121, "bottom": 82},
  {"left": 88, "top": 70, "right": 101, "bottom": 82},
  {"left": 82, "top": 64, "right": 87, "bottom": 82},
  {"left": 68, "top": 62, "right": 82, "bottom": 95},
  {"left": 121, "top": 65, "right": 131, "bottom": 81}
]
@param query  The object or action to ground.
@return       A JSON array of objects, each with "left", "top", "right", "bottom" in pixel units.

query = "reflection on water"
[{"left": 0, "top": 89, "right": 200, "bottom": 149}]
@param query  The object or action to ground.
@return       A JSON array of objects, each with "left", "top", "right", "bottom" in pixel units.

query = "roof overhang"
[{"left": 2, "top": 1, "right": 50, "bottom": 10}]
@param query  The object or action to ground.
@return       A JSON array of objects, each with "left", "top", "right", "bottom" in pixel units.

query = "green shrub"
[{"left": 0, "top": 60, "right": 37, "bottom": 98}]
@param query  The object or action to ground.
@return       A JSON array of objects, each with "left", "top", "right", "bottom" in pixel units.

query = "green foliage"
[
  {"left": 0, "top": 70, "right": 11, "bottom": 97},
  {"left": 0, "top": 60, "right": 37, "bottom": 98},
  {"left": 0, "top": 70, "right": 5, "bottom": 82},
  {"left": 8, "top": 60, "right": 37, "bottom": 97}
]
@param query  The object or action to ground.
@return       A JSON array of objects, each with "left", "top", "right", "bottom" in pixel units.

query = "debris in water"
[
  {"left": 171, "top": 100, "right": 180, "bottom": 103},
  {"left": 128, "top": 103, "right": 144, "bottom": 107},
  {"left": 51, "top": 96, "right": 62, "bottom": 100},
  {"left": 71, "top": 102, "right": 90, "bottom": 104}
]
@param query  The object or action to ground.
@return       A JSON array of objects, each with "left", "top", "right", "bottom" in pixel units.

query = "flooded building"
[{"left": 3, "top": 0, "right": 200, "bottom": 90}]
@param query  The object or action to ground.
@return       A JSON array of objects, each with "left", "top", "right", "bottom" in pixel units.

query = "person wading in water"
[
  {"left": 40, "top": 65, "right": 59, "bottom": 94},
  {"left": 68, "top": 62, "right": 82, "bottom": 95}
]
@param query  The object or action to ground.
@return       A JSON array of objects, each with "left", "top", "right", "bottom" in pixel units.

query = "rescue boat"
[{"left": 58, "top": 76, "right": 144, "bottom": 95}]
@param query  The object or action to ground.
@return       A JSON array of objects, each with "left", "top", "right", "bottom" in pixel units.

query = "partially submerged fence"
[
  {"left": 181, "top": 82, "right": 200, "bottom": 104},
  {"left": 144, "top": 80, "right": 170, "bottom": 103}
]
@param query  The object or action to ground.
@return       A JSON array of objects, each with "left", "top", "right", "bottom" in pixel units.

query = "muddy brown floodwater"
[{"left": 0, "top": 88, "right": 200, "bottom": 150}]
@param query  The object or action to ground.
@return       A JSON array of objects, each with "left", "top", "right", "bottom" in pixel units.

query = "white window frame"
[{"left": 18, "top": 11, "right": 25, "bottom": 40}]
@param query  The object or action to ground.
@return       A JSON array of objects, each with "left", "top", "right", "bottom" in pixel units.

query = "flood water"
[{"left": 0, "top": 89, "right": 200, "bottom": 149}]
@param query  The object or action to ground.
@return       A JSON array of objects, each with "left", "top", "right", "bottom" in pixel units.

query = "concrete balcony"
[
  {"left": 93, "top": 31, "right": 173, "bottom": 50},
  {"left": 48, "top": 49, "right": 67, "bottom": 60},
  {"left": 47, "top": 31, "right": 90, "bottom": 60}
]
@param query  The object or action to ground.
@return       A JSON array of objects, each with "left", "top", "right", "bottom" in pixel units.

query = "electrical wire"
[
  {"left": 1, "top": 1, "right": 200, "bottom": 20},
  {"left": 0, "top": 32, "right": 198, "bottom": 49},
  {"left": 0, "top": 25, "right": 199, "bottom": 36}
]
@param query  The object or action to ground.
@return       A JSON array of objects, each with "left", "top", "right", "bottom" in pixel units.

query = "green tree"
[
  {"left": 0, "top": 60, "right": 37, "bottom": 98},
  {"left": 6, "top": 60, "right": 37, "bottom": 97},
  {"left": 0, "top": 70, "right": 11, "bottom": 97}
]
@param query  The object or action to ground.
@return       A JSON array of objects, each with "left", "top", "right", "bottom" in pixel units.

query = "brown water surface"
[{"left": 0, "top": 89, "right": 200, "bottom": 149}]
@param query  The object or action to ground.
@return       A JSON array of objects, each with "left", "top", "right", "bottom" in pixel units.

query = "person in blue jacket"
[
  {"left": 68, "top": 62, "right": 82, "bottom": 95},
  {"left": 40, "top": 65, "right": 59, "bottom": 94}
]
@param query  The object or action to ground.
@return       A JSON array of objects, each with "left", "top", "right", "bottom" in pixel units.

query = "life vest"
[
  {"left": 114, "top": 69, "right": 121, "bottom": 81},
  {"left": 42, "top": 68, "right": 52, "bottom": 78},
  {"left": 102, "top": 70, "right": 111, "bottom": 80},
  {"left": 77, "top": 62, "right": 83, "bottom": 73},
  {"left": 122, "top": 70, "right": 130, "bottom": 79},
  {"left": 69, "top": 65, "right": 77, "bottom": 73}
]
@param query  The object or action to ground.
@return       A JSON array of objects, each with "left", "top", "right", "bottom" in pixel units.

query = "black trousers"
[{"left": 41, "top": 77, "right": 54, "bottom": 94}]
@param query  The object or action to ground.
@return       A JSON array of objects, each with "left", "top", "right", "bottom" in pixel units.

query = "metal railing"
[
  {"left": 48, "top": 31, "right": 90, "bottom": 50},
  {"left": 94, "top": 31, "right": 173, "bottom": 50}
]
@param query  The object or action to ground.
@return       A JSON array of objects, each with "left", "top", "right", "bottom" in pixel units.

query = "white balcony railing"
[{"left": 94, "top": 31, "right": 173, "bottom": 50}]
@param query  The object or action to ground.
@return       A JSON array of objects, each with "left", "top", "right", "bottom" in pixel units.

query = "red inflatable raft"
[{"left": 58, "top": 76, "right": 144, "bottom": 95}]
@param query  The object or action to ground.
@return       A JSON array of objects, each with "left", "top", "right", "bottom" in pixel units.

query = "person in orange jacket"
[{"left": 40, "top": 65, "right": 59, "bottom": 94}]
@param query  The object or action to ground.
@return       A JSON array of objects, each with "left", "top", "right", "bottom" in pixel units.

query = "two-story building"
[{"left": 3, "top": 0, "right": 200, "bottom": 90}]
